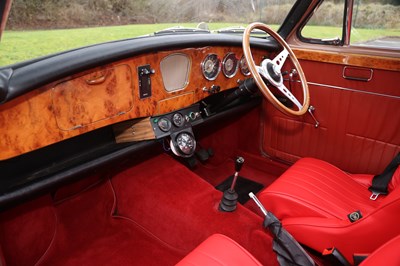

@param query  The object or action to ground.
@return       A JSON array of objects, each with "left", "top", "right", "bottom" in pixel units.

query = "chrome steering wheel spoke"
[
  {"left": 257, "top": 59, "right": 303, "bottom": 111},
  {"left": 276, "top": 83, "right": 303, "bottom": 110},
  {"left": 272, "top": 49, "right": 289, "bottom": 72},
  {"left": 256, "top": 65, "right": 268, "bottom": 79}
]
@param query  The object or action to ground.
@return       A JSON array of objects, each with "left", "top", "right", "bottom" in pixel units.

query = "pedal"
[
  {"left": 185, "top": 156, "right": 197, "bottom": 169},
  {"left": 207, "top": 148, "right": 214, "bottom": 157},
  {"left": 195, "top": 148, "right": 210, "bottom": 162}
]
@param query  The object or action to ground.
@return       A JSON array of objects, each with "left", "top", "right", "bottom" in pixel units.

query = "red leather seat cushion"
[
  {"left": 176, "top": 234, "right": 263, "bottom": 266},
  {"left": 259, "top": 158, "right": 381, "bottom": 220},
  {"left": 361, "top": 234, "right": 400, "bottom": 266}
]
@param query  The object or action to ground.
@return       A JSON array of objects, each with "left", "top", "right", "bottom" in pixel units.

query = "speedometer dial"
[
  {"left": 222, "top": 52, "right": 238, "bottom": 78},
  {"left": 239, "top": 55, "right": 251, "bottom": 76},
  {"left": 176, "top": 132, "right": 196, "bottom": 155},
  {"left": 201, "top": 54, "right": 221, "bottom": 81}
]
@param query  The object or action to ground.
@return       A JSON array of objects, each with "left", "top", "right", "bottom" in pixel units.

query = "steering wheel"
[{"left": 243, "top": 22, "right": 310, "bottom": 116}]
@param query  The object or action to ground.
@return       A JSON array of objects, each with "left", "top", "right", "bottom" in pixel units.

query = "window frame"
[{"left": 296, "top": 0, "right": 352, "bottom": 47}]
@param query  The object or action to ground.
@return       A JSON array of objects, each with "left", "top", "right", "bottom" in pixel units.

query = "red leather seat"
[
  {"left": 177, "top": 233, "right": 400, "bottom": 266},
  {"left": 258, "top": 157, "right": 400, "bottom": 263},
  {"left": 360, "top": 234, "right": 400, "bottom": 266},
  {"left": 176, "top": 234, "right": 263, "bottom": 266}
]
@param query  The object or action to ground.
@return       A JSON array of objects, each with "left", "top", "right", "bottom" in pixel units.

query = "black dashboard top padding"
[{"left": 0, "top": 68, "right": 12, "bottom": 103}]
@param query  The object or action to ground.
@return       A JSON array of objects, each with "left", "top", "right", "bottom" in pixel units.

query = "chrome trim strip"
[{"left": 308, "top": 81, "right": 400, "bottom": 99}]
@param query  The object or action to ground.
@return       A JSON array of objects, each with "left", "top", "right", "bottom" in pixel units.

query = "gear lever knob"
[
  {"left": 235, "top": 156, "right": 245, "bottom": 172},
  {"left": 230, "top": 156, "right": 244, "bottom": 191}
]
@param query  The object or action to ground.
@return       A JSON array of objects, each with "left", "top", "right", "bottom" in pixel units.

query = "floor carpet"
[
  {"left": 38, "top": 180, "right": 183, "bottom": 266},
  {"left": 111, "top": 153, "right": 278, "bottom": 265},
  {"left": 33, "top": 153, "right": 279, "bottom": 265}
]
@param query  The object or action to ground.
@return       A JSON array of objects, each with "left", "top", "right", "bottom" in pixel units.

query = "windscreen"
[{"left": 0, "top": 0, "right": 296, "bottom": 66}]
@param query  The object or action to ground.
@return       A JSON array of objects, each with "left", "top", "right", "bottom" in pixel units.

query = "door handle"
[{"left": 343, "top": 66, "right": 373, "bottom": 82}]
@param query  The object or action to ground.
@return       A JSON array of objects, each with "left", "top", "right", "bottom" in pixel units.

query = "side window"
[
  {"left": 300, "top": 0, "right": 345, "bottom": 45},
  {"left": 299, "top": 0, "right": 400, "bottom": 49},
  {"left": 351, "top": 1, "right": 400, "bottom": 49}
]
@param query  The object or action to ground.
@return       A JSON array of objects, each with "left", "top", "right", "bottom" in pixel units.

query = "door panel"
[{"left": 262, "top": 52, "right": 400, "bottom": 174}]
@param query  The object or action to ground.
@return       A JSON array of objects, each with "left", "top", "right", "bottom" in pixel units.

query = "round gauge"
[
  {"left": 157, "top": 117, "right": 171, "bottom": 132},
  {"left": 239, "top": 55, "right": 251, "bottom": 76},
  {"left": 172, "top": 113, "right": 185, "bottom": 127},
  {"left": 176, "top": 132, "right": 196, "bottom": 155},
  {"left": 201, "top": 54, "right": 221, "bottom": 81},
  {"left": 222, "top": 52, "right": 239, "bottom": 78}
]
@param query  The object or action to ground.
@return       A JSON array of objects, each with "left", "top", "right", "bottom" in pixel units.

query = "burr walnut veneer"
[{"left": 0, "top": 46, "right": 266, "bottom": 160}]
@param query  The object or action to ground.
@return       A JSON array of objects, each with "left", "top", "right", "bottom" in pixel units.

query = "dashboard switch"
[
  {"left": 138, "top": 65, "right": 153, "bottom": 99},
  {"left": 189, "top": 112, "right": 200, "bottom": 120},
  {"left": 203, "top": 85, "right": 221, "bottom": 94}
]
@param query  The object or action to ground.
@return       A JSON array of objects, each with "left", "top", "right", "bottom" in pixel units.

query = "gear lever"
[{"left": 219, "top": 156, "right": 245, "bottom": 212}]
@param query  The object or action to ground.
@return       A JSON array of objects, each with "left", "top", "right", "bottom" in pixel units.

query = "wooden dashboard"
[{"left": 0, "top": 46, "right": 267, "bottom": 161}]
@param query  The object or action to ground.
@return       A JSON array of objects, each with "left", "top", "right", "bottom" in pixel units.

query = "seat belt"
[{"left": 368, "top": 152, "right": 400, "bottom": 200}]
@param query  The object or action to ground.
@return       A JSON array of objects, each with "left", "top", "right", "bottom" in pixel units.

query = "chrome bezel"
[
  {"left": 222, "top": 52, "right": 239, "bottom": 78},
  {"left": 172, "top": 112, "right": 185, "bottom": 127},
  {"left": 239, "top": 55, "right": 251, "bottom": 76},
  {"left": 201, "top": 54, "right": 221, "bottom": 81},
  {"left": 157, "top": 117, "right": 172, "bottom": 132},
  {"left": 170, "top": 132, "right": 197, "bottom": 158}
]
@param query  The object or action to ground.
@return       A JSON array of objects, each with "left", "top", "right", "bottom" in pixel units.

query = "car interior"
[{"left": 0, "top": 0, "right": 399, "bottom": 265}]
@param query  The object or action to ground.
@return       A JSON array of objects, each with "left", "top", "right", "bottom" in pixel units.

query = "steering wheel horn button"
[{"left": 266, "top": 61, "right": 282, "bottom": 83}]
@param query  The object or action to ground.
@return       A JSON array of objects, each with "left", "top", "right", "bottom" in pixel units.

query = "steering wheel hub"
[{"left": 267, "top": 61, "right": 282, "bottom": 83}]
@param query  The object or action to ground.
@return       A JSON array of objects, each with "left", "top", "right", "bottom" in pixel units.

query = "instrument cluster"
[
  {"left": 151, "top": 104, "right": 203, "bottom": 158},
  {"left": 201, "top": 52, "right": 250, "bottom": 81}
]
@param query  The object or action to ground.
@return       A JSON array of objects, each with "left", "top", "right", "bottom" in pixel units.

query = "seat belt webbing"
[{"left": 368, "top": 152, "right": 400, "bottom": 200}]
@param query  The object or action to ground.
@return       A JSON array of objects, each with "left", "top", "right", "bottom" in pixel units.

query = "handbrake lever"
[
  {"left": 249, "top": 192, "right": 267, "bottom": 216},
  {"left": 248, "top": 192, "right": 316, "bottom": 266}
]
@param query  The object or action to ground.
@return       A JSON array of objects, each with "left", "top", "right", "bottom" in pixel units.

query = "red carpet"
[
  {"left": 0, "top": 153, "right": 279, "bottom": 265},
  {"left": 39, "top": 180, "right": 183, "bottom": 266},
  {"left": 111, "top": 153, "right": 278, "bottom": 265}
]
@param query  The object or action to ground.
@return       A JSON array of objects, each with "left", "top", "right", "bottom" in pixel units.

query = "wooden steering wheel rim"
[{"left": 242, "top": 22, "right": 310, "bottom": 116}]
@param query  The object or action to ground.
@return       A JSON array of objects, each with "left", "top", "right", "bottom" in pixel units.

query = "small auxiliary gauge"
[
  {"left": 172, "top": 113, "right": 185, "bottom": 127},
  {"left": 201, "top": 54, "right": 221, "bottom": 81},
  {"left": 157, "top": 117, "right": 172, "bottom": 132}
]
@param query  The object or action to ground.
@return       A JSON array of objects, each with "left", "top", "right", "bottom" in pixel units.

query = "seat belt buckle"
[
  {"left": 369, "top": 192, "right": 380, "bottom": 201},
  {"left": 322, "top": 247, "right": 351, "bottom": 266},
  {"left": 369, "top": 191, "right": 380, "bottom": 201}
]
